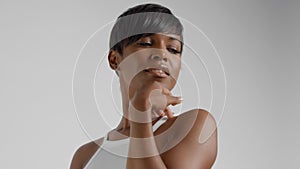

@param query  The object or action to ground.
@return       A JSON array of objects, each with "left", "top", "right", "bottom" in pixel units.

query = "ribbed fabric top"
[{"left": 84, "top": 117, "right": 168, "bottom": 169}]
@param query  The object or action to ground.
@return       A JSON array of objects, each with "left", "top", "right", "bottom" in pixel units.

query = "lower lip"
[{"left": 144, "top": 70, "right": 168, "bottom": 78}]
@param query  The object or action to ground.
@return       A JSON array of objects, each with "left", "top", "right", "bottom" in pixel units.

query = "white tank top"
[{"left": 84, "top": 117, "right": 168, "bottom": 169}]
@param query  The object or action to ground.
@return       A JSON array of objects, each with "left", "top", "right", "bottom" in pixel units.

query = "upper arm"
[
  {"left": 70, "top": 138, "right": 104, "bottom": 169},
  {"left": 185, "top": 109, "right": 218, "bottom": 168},
  {"left": 70, "top": 146, "right": 85, "bottom": 169},
  {"left": 199, "top": 111, "right": 218, "bottom": 168},
  {"left": 162, "top": 109, "right": 218, "bottom": 169}
]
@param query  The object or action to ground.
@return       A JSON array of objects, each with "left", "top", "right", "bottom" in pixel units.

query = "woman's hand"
[{"left": 129, "top": 81, "right": 182, "bottom": 122}]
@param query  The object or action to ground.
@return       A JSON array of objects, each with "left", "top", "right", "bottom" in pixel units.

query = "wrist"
[
  {"left": 129, "top": 122, "right": 153, "bottom": 138},
  {"left": 128, "top": 101, "right": 152, "bottom": 123}
]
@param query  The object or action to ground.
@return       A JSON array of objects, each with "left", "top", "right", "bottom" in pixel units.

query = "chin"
[{"left": 157, "top": 79, "right": 176, "bottom": 91}]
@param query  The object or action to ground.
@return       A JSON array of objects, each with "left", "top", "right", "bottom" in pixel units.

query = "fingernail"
[
  {"left": 159, "top": 110, "right": 164, "bottom": 116},
  {"left": 179, "top": 97, "right": 183, "bottom": 101}
]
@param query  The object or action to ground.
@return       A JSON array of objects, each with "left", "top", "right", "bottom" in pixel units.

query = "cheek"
[
  {"left": 169, "top": 58, "right": 181, "bottom": 81},
  {"left": 118, "top": 50, "right": 150, "bottom": 83}
]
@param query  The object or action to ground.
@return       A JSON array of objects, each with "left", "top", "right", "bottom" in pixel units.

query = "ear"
[{"left": 108, "top": 50, "right": 121, "bottom": 70}]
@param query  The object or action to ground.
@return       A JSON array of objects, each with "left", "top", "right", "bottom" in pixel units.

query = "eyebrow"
[{"left": 168, "top": 36, "right": 182, "bottom": 43}]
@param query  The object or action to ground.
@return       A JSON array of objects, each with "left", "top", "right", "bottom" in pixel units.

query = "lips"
[{"left": 143, "top": 66, "right": 170, "bottom": 77}]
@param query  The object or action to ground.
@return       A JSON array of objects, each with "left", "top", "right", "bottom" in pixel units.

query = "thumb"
[{"left": 166, "top": 95, "right": 183, "bottom": 106}]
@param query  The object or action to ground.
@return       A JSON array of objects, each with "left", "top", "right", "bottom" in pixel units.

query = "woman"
[{"left": 70, "top": 3, "right": 217, "bottom": 169}]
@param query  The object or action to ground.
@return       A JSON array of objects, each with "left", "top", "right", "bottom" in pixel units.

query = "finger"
[
  {"left": 165, "top": 107, "right": 174, "bottom": 118},
  {"left": 166, "top": 95, "right": 183, "bottom": 106},
  {"left": 159, "top": 110, "right": 165, "bottom": 117},
  {"left": 161, "top": 87, "right": 171, "bottom": 95},
  {"left": 151, "top": 110, "right": 161, "bottom": 119}
]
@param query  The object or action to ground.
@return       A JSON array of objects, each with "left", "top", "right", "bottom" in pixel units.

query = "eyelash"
[
  {"left": 137, "top": 42, "right": 181, "bottom": 54},
  {"left": 137, "top": 42, "right": 152, "bottom": 46},
  {"left": 168, "top": 48, "right": 181, "bottom": 54}
]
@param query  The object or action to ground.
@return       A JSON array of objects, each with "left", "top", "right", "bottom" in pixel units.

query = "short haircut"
[{"left": 109, "top": 3, "right": 184, "bottom": 55}]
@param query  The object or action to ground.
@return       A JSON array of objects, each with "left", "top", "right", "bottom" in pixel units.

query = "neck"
[{"left": 115, "top": 77, "right": 162, "bottom": 134}]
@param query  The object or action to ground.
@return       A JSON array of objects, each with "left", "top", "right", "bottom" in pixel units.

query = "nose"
[{"left": 150, "top": 52, "right": 167, "bottom": 62}]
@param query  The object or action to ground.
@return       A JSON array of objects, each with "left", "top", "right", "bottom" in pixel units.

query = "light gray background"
[{"left": 0, "top": 0, "right": 299, "bottom": 169}]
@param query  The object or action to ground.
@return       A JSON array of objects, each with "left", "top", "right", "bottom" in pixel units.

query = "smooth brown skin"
[{"left": 70, "top": 34, "right": 218, "bottom": 169}]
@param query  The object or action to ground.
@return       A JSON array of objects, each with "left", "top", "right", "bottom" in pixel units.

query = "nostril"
[
  {"left": 151, "top": 55, "right": 161, "bottom": 60},
  {"left": 151, "top": 54, "right": 168, "bottom": 62}
]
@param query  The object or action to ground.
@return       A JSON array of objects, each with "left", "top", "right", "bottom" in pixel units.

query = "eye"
[
  {"left": 167, "top": 47, "right": 181, "bottom": 54},
  {"left": 137, "top": 42, "right": 152, "bottom": 47}
]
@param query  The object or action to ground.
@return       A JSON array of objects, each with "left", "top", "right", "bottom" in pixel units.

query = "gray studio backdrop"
[{"left": 0, "top": 0, "right": 299, "bottom": 169}]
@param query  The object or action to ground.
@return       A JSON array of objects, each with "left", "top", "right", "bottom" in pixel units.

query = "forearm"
[{"left": 126, "top": 122, "right": 167, "bottom": 169}]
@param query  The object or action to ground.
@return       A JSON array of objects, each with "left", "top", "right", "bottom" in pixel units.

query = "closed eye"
[
  {"left": 167, "top": 48, "right": 181, "bottom": 54},
  {"left": 137, "top": 42, "right": 152, "bottom": 47}
]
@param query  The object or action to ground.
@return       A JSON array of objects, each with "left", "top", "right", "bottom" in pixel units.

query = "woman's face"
[{"left": 114, "top": 33, "right": 182, "bottom": 91}]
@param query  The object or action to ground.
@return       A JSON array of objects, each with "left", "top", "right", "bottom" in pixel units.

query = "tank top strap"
[{"left": 152, "top": 117, "right": 168, "bottom": 132}]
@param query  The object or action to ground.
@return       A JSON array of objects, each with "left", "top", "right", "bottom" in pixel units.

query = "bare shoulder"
[
  {"left": 70, "top": 137, "right": 104, "bottom": 169},
  {"left": 160, "top": 109, "right": 218, "bottom": 169},
  {"left": 177, "top": 108, "right": 217, "bottom": 140},
  {"left": 178, "top": 108, "right": 216, "bottom": 122},
  {"left": 160, "top": 108, "right": 217, "bottom": 142}
]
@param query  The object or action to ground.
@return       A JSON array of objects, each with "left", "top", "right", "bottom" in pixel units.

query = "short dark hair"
[{"left": 109, "top": 3, "right": 184, "bottom": 55}]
